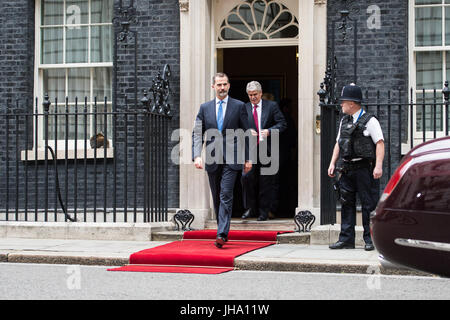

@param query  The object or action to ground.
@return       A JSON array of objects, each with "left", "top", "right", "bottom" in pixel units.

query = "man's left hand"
[
  {"left": 244, "top": 161, "right": 252, "bottom": 174},
  {"left": 260, "top": 129, "right": 270, "bottom": 138},
  {"left": 373, "top": 166, "right": 382, "bottom": 179}
]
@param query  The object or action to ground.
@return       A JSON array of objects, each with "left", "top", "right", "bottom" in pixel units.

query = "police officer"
[{"left": 327, "top": 83, "right": 385, "bottom": 251}]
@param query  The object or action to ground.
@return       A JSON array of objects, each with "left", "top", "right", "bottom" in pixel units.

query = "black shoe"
[
  {"left": 329, "top": 241, "right": 355, "bottom": 249},
  {"left": 242, "top": 209, "right": 253, "bottom": 219},
  {"left": 268, "top": 211, "right": 276, "bottom": 220},
  {"left": 257, "top": 216, "right": 267, "bottom": 221},
  {"left": 365, "top": 243, "right": 375, "bottom": 251},
  {"left": 215, "top": 237, "right": 226, "bottom": 248}
]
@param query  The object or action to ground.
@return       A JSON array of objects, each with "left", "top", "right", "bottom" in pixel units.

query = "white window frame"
[
  {"left": 215, "top": 0, "right": 299, "bottom": 49},
  {"left": 408, "top": 0, "right": 450, "bottom": 151},
  {"left": 30, "top": 0, "right": 114, "bottom": 159}
]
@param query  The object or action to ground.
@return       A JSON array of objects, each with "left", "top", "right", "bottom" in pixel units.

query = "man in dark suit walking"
[
  {"left": 192, "top": 73, "right": 252, "bottom": 248},
  {"left": 241, "top": 81, "right": 287, "bottom": 221}
]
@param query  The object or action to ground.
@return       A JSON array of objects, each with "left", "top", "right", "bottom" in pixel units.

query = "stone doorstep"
[
  {"left": 0, "top": 220, "right": 374, "bottom": 246},
  {"left": 151, "top": 231, "right": 184, "bottom": 241},
  {"left": 153, "top": 218, "right": 310, "bottom": 243},
  {"left": 0, "top": 221, "right": 174, "bottom": 241},
  {"left": 205, "top": 218, "right": 298, "bottom": 231},
  {"left": 0, "top": 219, "right": 307, "bottom": 242},
  {"left": 151, "top": 230, "right": 310, "bottom": 244},
  {"left": 0, "top": 220, "right": 348, "bottom": 245},
  {"left": 310, "top": 224, "right": 367, "bottom": 247},
  {"left": 152, "top": 221, "right": 373, "bottom": 248}
]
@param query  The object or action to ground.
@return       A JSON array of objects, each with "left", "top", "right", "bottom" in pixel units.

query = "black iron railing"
[
  {"left": 0, "top": 73, "right": 173, "bottom": 223},
  {"left": 318, "top": 81, "right": 450, "bottom": 224}
]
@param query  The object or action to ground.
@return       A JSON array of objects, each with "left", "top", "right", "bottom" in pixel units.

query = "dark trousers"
[
  {"left": 338, "top": 166, "right": 378, "bottom": 245},
  {"left": 207, "top": 164, "right": 239, "bottom": 238},
  {"left": 241, "top": 163, "right": 276, "bottom": 219}
]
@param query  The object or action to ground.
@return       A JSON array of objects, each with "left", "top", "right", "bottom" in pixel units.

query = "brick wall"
[
  {"left": 327, "top": 0, "right": 408, "bottom": 93},
  {"left": 0, "top": 0, "right": 34, "bottom": 104},
  {"left": 115, "top": 0, "right": 180, "bottom": 209}
]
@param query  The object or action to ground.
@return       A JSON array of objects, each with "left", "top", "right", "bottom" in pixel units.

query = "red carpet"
[{"left": 108, "top": 230, "right": 291, "bottom": 274}]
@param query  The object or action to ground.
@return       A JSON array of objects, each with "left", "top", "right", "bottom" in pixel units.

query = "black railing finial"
[
  {"left": 43, "top": 93, "right": 51, "bottom": 112},
  {"left": 318, "top": 83, "right": 327, "bottom": 106},
  {"left": 141, "top": 89, "right": 151, "bottom": 111},
  {"left": 443, "top": 81, "right": 450, "bottom": 103}
]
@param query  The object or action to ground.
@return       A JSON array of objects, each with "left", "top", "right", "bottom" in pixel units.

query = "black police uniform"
[
  {"left": 335, "top": 84, "right": 380, "bottom": 249},
  {"left": 337, "top": 113, "right": 378, "bottom": 247}
]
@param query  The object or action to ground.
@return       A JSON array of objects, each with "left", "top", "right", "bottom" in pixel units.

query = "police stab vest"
[{"left": 338, "top": 112, "right": 376, "bottom": 161}]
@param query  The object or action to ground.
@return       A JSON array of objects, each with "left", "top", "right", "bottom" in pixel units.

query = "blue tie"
[{"left": 217, "top": 100, "right": 224, "bottom": 132}]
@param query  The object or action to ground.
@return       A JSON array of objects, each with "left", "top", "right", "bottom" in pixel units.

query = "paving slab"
[{"left": 0, "top": 238, "right": 168, "bottom": 266}]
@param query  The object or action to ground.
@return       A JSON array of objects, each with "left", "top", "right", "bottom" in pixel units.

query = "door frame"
[{"left": 179, "top": 0, "right": 328, "bottom": 227}]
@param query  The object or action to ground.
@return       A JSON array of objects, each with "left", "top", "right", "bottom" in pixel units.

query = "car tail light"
[{"left": 381, "top": 157, "right": 413, "bottom": 200}]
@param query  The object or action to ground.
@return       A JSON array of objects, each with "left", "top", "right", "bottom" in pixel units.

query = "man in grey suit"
[
  {"left": 192, "top": 73, "right": 252, "bottom": 248},
  {"left": 241, "top": 81, "right": 287, "bottom": 221}
]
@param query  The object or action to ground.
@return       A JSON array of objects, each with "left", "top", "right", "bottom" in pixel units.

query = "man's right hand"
[
  {"left": 328, "top": 163, "right": 335, "bottom": 178},
  {"left": 194, "top": 157, "right": 203, "bottom": 169}
]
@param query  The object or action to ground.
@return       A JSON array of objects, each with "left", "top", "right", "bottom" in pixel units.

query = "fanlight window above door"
[{"left": 218, "top": 0, "right": 299, "bottom": 41}]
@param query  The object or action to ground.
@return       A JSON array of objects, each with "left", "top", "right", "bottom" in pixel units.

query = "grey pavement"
[{"left": 0, "top": 237, "right": 432, "bottom": 277}]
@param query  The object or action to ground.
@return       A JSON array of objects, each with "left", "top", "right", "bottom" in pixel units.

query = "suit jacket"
[
  {"left": 192, "top": 97, "right": 249, "bottom": 173},
  {"left": 245, "top": 99, "right": 287, "bottom": 159}
]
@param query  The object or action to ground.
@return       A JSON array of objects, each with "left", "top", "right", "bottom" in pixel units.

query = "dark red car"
[{"left": 371, "top": 136, "right": 450, "bottom": 277}]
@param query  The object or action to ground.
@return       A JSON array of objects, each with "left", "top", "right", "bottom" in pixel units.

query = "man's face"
[
  {"left": 213, "top": 76, "right": 230, "bottom": 99},
  {"left": 340, "top": 100, "right": 357, "bottom": 115},
  {"left": 248, "top": 90, "right": 263, "bottom": 105}
]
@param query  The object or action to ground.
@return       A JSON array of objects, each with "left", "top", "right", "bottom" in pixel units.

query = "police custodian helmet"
[{"left": 339, "top": 83, "right": 362, "bottom": 103}]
